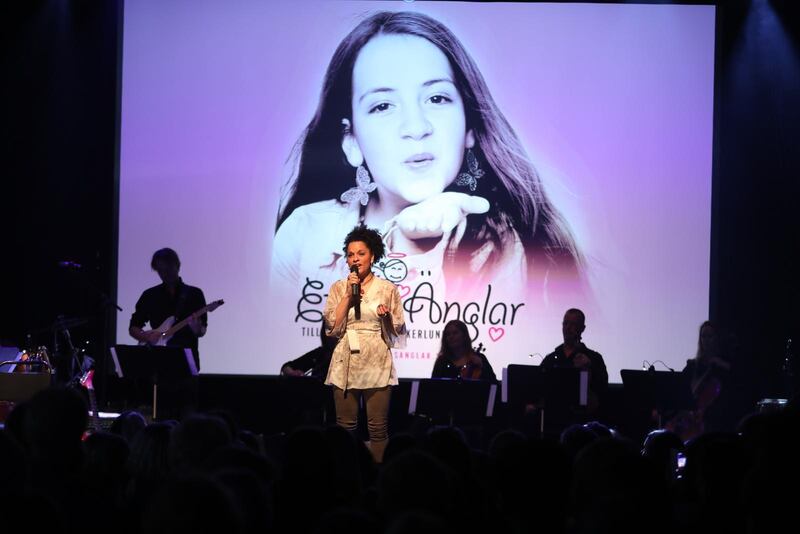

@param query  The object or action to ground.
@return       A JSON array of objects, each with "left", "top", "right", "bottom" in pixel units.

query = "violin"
[
  {"left": 457, "top": 342, "right": 486, "bottom": 380},
  {"left": 693, "top": 366, "right": 722, "bottom": 413},
  {"left": 665, "top": 360, "right": 723, "bottom": 442}
]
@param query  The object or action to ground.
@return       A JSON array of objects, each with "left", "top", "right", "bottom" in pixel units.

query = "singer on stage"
[{"left": 323, "top": 226, "right": 406, "bottom": 463}]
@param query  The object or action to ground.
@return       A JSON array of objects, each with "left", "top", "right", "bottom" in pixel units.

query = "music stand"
[
  {"left": 502, "top": 364, "right": 589, "bottom": 433},
  {"left": 620, "top": 369, "right": 693, "bottom": 428},
  {"left": 408, "top": 378, "right": 497, "bottom": 426},
  {"left": 110, "top": 345, "right": 198, "bottom": 420}
]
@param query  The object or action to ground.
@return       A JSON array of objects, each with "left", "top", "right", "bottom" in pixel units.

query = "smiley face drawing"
[{"left": 376, "top": 254, "right": 409, "bottom": 284}]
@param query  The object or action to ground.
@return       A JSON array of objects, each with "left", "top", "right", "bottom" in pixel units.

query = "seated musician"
[
  {"left": 280, "top": 328, "right": 336, "bottom": 379},
  {"left": 431, "top": 320, "right": 496, "bottom": 381},
  {"left": 679, "top": 321, "right": 731, "bottom": 434},
  {"left": 684, "top": 321, "right": 731, "bottom": 393}
]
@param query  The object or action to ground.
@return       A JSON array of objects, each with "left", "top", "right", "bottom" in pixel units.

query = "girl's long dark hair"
[
  {"left": 276, "top": 11, "right": 584, "bottom": 287},
  {"left": 437, "top": 319, "right": 472, "bottom": 362},
  {"left": 695, "top": 320, "right": 717, "bottom": 362}
]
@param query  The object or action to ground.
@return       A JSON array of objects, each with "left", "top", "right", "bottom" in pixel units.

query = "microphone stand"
[{"left": 59, "top": 261, "right": 122, "bottom": 410}]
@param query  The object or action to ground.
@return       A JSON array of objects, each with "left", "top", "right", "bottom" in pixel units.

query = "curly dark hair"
[{"left": 343, "top": 225, "right": 385, "bottom": 262}]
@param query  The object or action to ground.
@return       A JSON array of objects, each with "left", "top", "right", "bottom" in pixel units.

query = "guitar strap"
[{"left": 174, "top": 283, "right": 189, "bottom": 320}]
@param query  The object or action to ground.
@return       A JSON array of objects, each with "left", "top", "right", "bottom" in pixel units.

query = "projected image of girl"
[{"left": 272, "top": 11, "right": 585, "bottom": 303}]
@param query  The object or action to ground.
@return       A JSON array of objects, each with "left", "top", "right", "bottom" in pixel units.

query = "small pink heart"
[
  {"left": 397, "top": 285, "right": 411, "bottom": 298},
  {"left": 488, "top": 327, "right": 505, "bottom": 342}
]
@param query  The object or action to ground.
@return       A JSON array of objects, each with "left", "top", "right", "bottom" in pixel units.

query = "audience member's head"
[
  {"left": 385, "top": 510, "right": 448, "bottom": 534},
  {"left": 170, "top": 414, "right": 233, "bottom": 471},
  {"left": 141, "top": 472, "right": 243, "bottom": 534},
  {"left": 83, "top": 431, "right": 130, "bottom": 489},
  {"left": 583, "top": 421, "right": 613, "bottom": 438},
  {"left": 273, "top": 426, "right": 338, "bottom": 533},
  {"left": 383, "top": 433, "right": 418, "bottom": 465},
  {"left": 0, "top": 430, "right": 26, "bottom": 498},
  {"left": 422, "top": 426, "right": 471, "bottom": 476},
  {"left": 324, "top": 425, "right": 363, "bottom": 505},
  {"left": 206, "top": 409, "right": 240, "bottom": 442},
  {"left": 128, "top": 422, "right": 174, "bottom": 483},
  {"left": 4, "top": 400, "right": 30, "bottom": 447},
  {"left": 487, "top": 429, "right": 526, "bottom": 461},
  {"left": 24, "top": 387, "right": 88, "bottom": 468},
  {"left": 203, "top": 445, "right": 276, "bottom": 485},
  {"left": 560, "top": 423, "right": 601, "bottom": 461},
  {"left": 641, "top": 429, "right": 684, "bottom": 483},
  {"left": 214, "top": 468, "right": 273, "bottom": 534},
  {"left": 110, "top": 410, "right": 147, "bottom": 443},
  {"left": 378, "top": 450, "right": 453, "bottom": 523},
  {"left": 572, "top": 437, "right": 669, "bottom": 533},
  {"left": 492, "top": 435, "right": 571, "bottom": 533},
  {"left": 315, "top": 507, "right": 381, "bottom": 534}
]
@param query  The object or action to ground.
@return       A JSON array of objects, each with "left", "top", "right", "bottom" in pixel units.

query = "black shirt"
[
  {"left": 129, "top": 278, "right": 207, "bottom": 368},
  {"left": 541, "top": 343, "right": 608, "bottom": 397}
]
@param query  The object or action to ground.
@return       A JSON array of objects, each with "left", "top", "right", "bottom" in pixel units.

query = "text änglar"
[
  {"left": 403, "top": 282, "right": 524, "bottom": 339},
  {"left": 295, "top": 279, "right": 524, "bottom": 340}
]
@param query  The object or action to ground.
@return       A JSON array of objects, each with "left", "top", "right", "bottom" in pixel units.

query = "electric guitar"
[
  {"left": 80, "top": 369, "right": 100, "bottom": 436},
  {"left": 139, "top": 299, "right": 224, "bottom": 346}
]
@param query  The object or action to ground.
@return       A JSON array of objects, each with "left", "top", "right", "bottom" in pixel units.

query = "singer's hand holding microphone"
[
  {"left": 348, "top": 264, "right": 362, "bottom": 320},
  {"left": 348, "top": 264, "right": 361, "bottom": 303}
]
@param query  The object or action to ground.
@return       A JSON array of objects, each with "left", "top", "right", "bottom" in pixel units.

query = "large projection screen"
[{"left": 117, "top": 1, "right": 715, "bottom": 380}]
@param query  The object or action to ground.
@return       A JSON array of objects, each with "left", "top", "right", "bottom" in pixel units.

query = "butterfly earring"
[
  {"left": 340, "top": 165, "right": 378, "bottom": 206},
  {"left": 455, "top": 148, "right": 485, "bottom": 192}
]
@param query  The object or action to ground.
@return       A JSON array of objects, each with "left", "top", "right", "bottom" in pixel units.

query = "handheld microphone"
[
  {"left": 350, "top": 264, "right": 360, "bottom": 297},
  {"left": 350, "top": 264, "right": 361, "bottom": 320}
]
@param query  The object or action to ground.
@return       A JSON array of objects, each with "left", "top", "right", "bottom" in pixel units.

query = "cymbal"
[{"left": 31, "top": 316, "right": 90, "bottom": 334}]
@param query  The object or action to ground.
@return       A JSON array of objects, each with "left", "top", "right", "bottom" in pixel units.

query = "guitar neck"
[
  {"left": 88, "top": 390, "right": 100, "bottom": 431},
  {"left": 163, "top": 304, "right": 213, "bottom": 338},
  {"left": 163, "top": 316, "right": 194, "bottom": 338},
  {"left": 80, "top": 371, "right": 100, "bottom": 432}
]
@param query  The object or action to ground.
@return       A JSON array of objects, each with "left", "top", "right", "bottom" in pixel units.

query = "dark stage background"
[{"left": 4, "top": 0, "right": 799, "bottom": 425}]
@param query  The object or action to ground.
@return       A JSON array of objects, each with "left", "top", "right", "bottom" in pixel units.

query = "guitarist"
[{"left": 129, "top": 248, "right": 208, "bottom": 370}]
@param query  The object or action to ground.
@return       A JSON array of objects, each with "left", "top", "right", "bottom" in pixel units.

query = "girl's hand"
[
  {"left": 395, "top": 192, "right": 490, "bottom": 240},
  {"left": 377, "top": 304, "right": 389, "bottom": 317}
]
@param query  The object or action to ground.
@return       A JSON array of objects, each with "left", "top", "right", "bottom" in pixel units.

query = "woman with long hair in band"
[{"left": 431, "top": 319, "right": 496, "bottom": 381}]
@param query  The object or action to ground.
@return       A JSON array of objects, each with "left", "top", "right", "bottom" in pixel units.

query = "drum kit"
[
  {"left": 0, "top": 314, "right": 95, "bottom": 408},
  {"left": 0, "top": 258, "right": 124, "bottom": 423}
]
